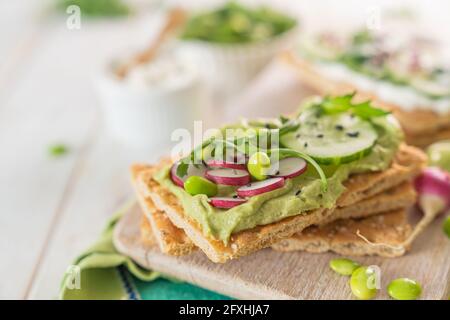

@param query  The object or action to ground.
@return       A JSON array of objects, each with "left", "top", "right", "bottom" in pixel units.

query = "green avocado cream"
[{"left": 154, "top": 113, "right": 402, "bottom": 244}]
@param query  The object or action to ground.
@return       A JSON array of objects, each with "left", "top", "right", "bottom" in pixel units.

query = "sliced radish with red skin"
[
  {"left": 237, "top": 177, "right": 285, "bottom": 197},
  {"left": 205, "top": 168, "right": 250, "bottom": 186},
  {"left": 170, "top": 162, "right": 207, "bottom": 188},
  {"left": 270, "top": 157, "right": 307, "bottom": 179},
  {"left": 209, "top": 197, "right": 247, "bottom": 209},
  {"left": 205, "top": 159, "right": 247, "bottom": 170}
]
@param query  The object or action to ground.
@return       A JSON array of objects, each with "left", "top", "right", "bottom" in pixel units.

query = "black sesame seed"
[
  {"left": 317, "top": 134, "right": 324, "bottom": 138},
  {"left": 246, "top": 183, "right": 251, "bottom": 187},
  {"left": 295, "top": 190, "right": 302, "bottom": 196},
  {"left": 304, "top": 142, "right": 308, "bottom": 148},
  {"left": 318, "top": 194, "right": 323, "bottom": 199},
  {"left": 233, "top": 195, "right": 238, "bottom": 198},
  {"left": 346, "top": 131, "right": 360, "bottom": 138},
  {"left": 296, "top": 134, "right": 301, "bottom": 139},
  {"left": 335, "top": 125, "right": 344, "bottom": 131},
  {"left": 275, "top": 170, "right": 280, "bottom": 175}
]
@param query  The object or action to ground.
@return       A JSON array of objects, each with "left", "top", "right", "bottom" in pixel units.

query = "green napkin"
[{"left": 59, "top": 201, "right": 230, "bottom": 300}]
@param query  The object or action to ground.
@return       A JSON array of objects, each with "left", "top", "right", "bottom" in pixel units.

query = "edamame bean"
[
  {"left": 329, "top": 258, "right": 360, "bottom": 276},
  {"left": 387, "top": 278, "right": 421, "bottom": 300},
  {"left": 443, "top": 216, "right": 450, "bottom": 239},
  {"left": 350, "top": 266, "right": 378, "bottom": 300},
  {"left": 427, "top": 140, "right": 450, "bottom": 172},
  {"left": 248, "top": 151, "right": 271, "bottom": 181},
  {"left": 184, "top": 176, "right": 218, "bottom": 197}
]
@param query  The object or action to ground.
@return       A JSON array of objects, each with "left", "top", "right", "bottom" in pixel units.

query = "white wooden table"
[{"left": 1, "top": 0, "right": 449, "bottom": 299}]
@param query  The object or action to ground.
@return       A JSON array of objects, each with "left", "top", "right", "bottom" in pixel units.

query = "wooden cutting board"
[{"left": 113, "top": 203, "right": 450, "bottom": 300}]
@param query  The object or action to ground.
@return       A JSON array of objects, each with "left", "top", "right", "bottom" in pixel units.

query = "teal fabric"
[
  {"left": 59, "top": 200, "right": 231, "bottom": 300},
  {"left": 134, "top": 277, "right": 231, "bottom": 300}
]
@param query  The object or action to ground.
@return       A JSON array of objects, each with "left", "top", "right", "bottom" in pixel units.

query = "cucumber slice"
[{"left": 281, "top": 109, "right": 378, "bottom": 165}]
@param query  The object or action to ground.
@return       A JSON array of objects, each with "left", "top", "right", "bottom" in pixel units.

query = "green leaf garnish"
[
  {"left": 321, "top": 92, "right": 356, "bottom": 114},
  {"left": 320, "top": 93, "right": 390, "bottom": 120},
  {"left": 352, "top": 101, "right": 390, "bottom": 119},
  {"left": 176, "top": 161, "right": 189, "bottom": 178}
]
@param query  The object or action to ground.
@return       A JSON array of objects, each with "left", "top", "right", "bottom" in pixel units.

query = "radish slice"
[
  {"left": 414, "top": 167, "right": 450, "bottom": 215},
  {"left": 170, "top": 162, "right": 207, "bottom": 188},
  {"left": 205, "top": 168, "right": 250, "bottom": 186},
  {"left": 270, "top": 157, "right": 307, "bottom": 179},
  {"left": 206, "top": 159, "right": 246, "bottom": 170},
  {"left": 209, "top": 197, "right": 247, "bottom": 209},
  {"left": 237, "top": 177, "right": 285, "bottom": 197}
]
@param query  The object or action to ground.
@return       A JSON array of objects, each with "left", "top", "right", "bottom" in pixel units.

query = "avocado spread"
[{"left": 154, "top": 102, "right": 403, "bottom": 244}]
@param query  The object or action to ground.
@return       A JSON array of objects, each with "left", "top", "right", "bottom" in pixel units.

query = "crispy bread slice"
[
  {"left": 337, "top": 145, "right": 425, "bottom": 207},
  {"left": 134, "top": 170, "right": 415, "bottom": 257},
  {"left": 272, "top": 209, "right": 412, "bottom": 257},
  {"left": 140, "top": 215, "right": 155, "bottom": 246},
  {"left": 318, "top": 181, "right": 416, "bottom": 225},
  {"left": 131, "top": 165, "right": 196, "bottom": 256},
  {"left": 282, "top": 52, "right": 450, "bottom": 144},
  {"left": 139, "top": 180, "right": 416, "bottom": 255},
  {"left": 136, "top": 145, "right": 425, "bottom": 263}
]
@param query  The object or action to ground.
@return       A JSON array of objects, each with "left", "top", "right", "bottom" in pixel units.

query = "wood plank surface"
[{"left": 114, "top": 203, "right": 450, "bottom": 300}]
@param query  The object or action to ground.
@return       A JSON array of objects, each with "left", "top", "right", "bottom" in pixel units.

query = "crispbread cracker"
[
  {"left": 137, "top": 144, "right": 425, "bottom": 263},
  {"left": 272, "top": 209, "right": 412, "bottom": 257},
  {"left": 282, "top": 51, "right": 450, "bottom": 146},
  {"left": 319, "top": 181, "right": 416, "bottom": 225},
  {"left": 136, "top": 179, "right": 415, "bottom": 256},
  {"left": 131, "top": 165, "right": 196, "bottom": 256},
  {"left": 337, "top": 145, "right": 425, "bottom": 206},
  {"left": 140, "top": 214, "right": 155, "bottom": 246}
]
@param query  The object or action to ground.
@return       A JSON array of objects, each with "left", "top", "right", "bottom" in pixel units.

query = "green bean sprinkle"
[
  {"left": 387, "top": 278, "right": 422, "bottom": 300},
  {"left": 329, "top": 258, "right": 360, "bottom": 276}
]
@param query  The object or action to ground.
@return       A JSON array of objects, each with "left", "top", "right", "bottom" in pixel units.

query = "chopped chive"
[{"left": 48, "top": 144, "right": 68, "bottom": 157}]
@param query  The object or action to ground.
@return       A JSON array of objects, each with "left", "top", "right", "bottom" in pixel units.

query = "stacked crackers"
[{"left": 131, "top": 144, "right": 429, "bottom": 263}]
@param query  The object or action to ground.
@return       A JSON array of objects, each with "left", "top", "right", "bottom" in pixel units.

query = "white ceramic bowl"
[
  {"left": 95, "top": 58, "right": 206, "bottom": 149},
  {"left": 178, "top": 27, "right": 299, "bottom": 95}
]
